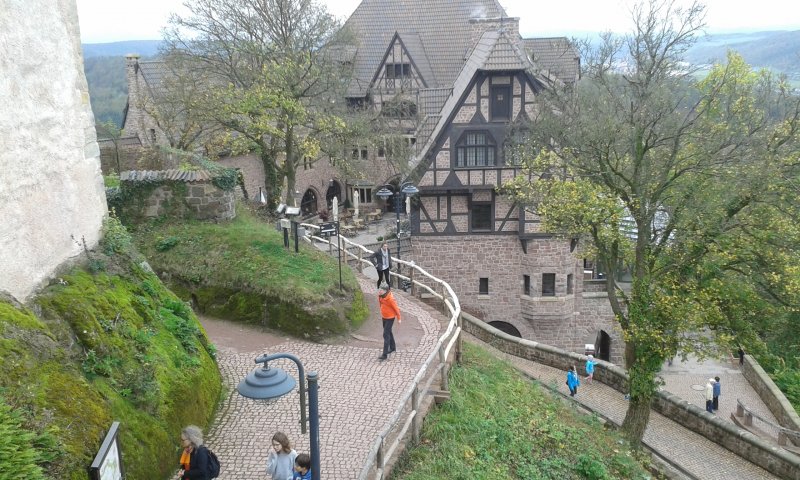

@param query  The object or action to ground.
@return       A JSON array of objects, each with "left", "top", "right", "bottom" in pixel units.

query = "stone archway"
[
  {"left": 594, "top": 330, "right": 612, "bottom": 361},
  {"left": 326, "top": 181, "right": 341, "bottom": 208},
  {"left": 300, "top": 188, "right": 318, "bottom": 216},
  {"left": 488, "top": 321, "right": 522, "bottom": 338}
]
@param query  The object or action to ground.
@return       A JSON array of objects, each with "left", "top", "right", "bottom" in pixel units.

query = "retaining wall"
[
  {"left": 741, "top": 354, "right": 800, "bottom": 442},
  {"left": 462, "top": 313, "right": 800, "bottom": 480}
]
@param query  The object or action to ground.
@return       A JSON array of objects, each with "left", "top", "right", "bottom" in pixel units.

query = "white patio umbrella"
[
  {"left": 332, "top": 196, "right": 338, "bottom": 222},
  {"left": 406, "top": 195, "right": 411, "bottom": 216},
  {"left": 354, "top": 190, "right": 360, "bottom": 219}
]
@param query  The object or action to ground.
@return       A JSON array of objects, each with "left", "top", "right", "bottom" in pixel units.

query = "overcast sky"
[{"left": 76, "top": 0, "right": 800, "bottom": 43}]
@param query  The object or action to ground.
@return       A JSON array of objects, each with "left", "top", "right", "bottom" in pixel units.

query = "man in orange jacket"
[{"left": 378, "top": 282, "right": 401, "bottom": 360}]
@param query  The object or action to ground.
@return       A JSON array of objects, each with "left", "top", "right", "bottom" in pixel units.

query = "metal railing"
[
  {"left": 736, "top": 399, "right": 800, "bottom": 447},
  {"left": 301, "top": 223, "right": 463, "bottom": 479}
]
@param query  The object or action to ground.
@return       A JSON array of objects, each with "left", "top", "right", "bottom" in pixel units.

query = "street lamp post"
[
  {"left": 237, "top": 353, "right": 321, "bottom": 480},
  {"left": 376, "top": 182, "right": 418, "bottom": 287}
]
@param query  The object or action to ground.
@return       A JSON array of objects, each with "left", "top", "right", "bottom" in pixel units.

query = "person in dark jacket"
[
  {"left": 371, "top": 243, "right": 392, "bottom": 288},
  {"left": 178, "top": 425, "right": 210, "bottom": 480}
]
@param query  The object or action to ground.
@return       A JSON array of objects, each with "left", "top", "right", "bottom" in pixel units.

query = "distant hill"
[
  {"left": 686, "top": 30, "right": 800, "bottom": 76},
  {"left": 82, "top": 40, "right": 162, "bottom": 59}
]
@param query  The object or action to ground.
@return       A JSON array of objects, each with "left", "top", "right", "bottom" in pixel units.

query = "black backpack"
[{"left": 201, "top": 446, "right": 220, "bottom": 478}]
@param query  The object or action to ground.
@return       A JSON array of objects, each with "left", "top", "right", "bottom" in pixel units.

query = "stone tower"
[{"left": 0, "top": 0, "right": 107, "bottom": 301}]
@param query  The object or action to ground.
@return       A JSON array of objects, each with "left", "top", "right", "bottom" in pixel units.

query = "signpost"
[
  {"left": 88, "top": 421, "right": 123, "bottom": 480},
  {"left": 319, "top": 222, "right": 342, "bottom": 291}
]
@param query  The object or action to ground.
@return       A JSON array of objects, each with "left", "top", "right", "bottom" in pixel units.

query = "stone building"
[
  {"left": 340, "top": 0, "right": 620, "bottom": 361},
  {"left": 120, "top": 0, "right": 621, "bottom": 360}
]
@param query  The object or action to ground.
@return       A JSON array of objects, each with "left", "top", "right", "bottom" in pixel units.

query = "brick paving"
[
  {"left": 203, "top": 276, "right": 443, "bottom": 480},
  {"left": 197, "top": 262, "right": 785, "bottom": 480},
  {"left": 469, "top": 335, "right": 781, "bottom": 480}
]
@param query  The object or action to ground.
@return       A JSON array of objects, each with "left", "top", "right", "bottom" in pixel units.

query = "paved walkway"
[
  {"left": 198, "top": 266, "right": 785, "bottom": 480},
  {"left": 202, "top": 277, "right": 444, "bottom": 480},
  {"left": 469, "top": 335, "right": 781, "bottom": 480}
]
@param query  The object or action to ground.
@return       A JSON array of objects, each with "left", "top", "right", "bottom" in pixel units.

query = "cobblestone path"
[
  {"left": 203, "top": 277, "right": 443, "bottom": 479},
  {"left": 197, "top": 268, "right": 786, "bottom": 480}
]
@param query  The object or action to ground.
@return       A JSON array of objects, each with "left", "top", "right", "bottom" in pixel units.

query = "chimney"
[
  {"left": 123, "top": 54, "right": 142, "bottom": 137},
  {"left": 469, "top": 17, "right": 522, "bottom": 51}
]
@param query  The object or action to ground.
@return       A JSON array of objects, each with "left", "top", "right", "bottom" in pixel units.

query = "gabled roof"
[
  {"left": 396, "top": 32, "right": 435, "bottom": 88},
  {"left": 343, "top": 0, "right": 508, "bottom": 97},
  {"left": 523, "top": 37, "right": 580, "bottom": 84},
  {"left": 411, "top": 30, "right": 548, "bottom": 172}
]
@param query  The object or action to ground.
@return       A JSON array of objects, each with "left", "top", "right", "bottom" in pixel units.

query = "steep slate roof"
[
  {"left": 343, "top": 0, "right": 508, "bottom": 96},
  {"left": 411, "top": 30, "right": 549, "bottom": 171},
  {"left": 523, "top": 37, "right": 580, "bottom": 84}
]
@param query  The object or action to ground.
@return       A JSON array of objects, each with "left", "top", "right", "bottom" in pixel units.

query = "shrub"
[
  {"left": 155, "top": 236, "right": 180, "bottom": 252},
  {"left": 0, "top": 398, "right": 46, "bottom": 480},
  {"left": 101, "top": 214, "right": 132, "bottom": 255}
]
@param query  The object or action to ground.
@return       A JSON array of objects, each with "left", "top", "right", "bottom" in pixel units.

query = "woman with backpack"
[{"left": 178, "top": 425, "right": 218, "bottom": 479}]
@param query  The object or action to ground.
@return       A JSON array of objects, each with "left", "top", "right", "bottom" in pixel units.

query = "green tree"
[
  {"left": 162, "top": 0, "right": 357, "bottom": 207},
  {"left": 502, "top": 0, "right": 800, "bottom": 443}
]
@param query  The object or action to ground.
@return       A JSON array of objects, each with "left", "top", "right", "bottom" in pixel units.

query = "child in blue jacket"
[{"left": 567, "top": 366, "right": 580, "bottom": 396}]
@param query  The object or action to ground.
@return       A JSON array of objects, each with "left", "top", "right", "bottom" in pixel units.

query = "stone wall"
[
  {"left": 741, "top": 354, "right": 800, "bottom": 437},
  {"left": 463, "top": 317, "right": 800, "bottom": 480},
  {"left": 412, "top": 235, "right": 621, "bottom": 360},
  {"left": 118, "top": 170, "right": 235, "bottom": 221},
  {"left": 0, "top": 0, "right": 106, "bottom": 301},
  {"left": 217, "top": 153, "right": 266, "bottom": 201}
]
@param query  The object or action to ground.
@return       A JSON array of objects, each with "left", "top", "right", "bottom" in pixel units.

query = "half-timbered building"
[{"left": 336, "top": 0, "right": 620, "bottom": 361}]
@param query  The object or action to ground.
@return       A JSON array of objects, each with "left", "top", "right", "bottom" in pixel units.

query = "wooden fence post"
[
  {"left": 456, "top": 313, "right": 463, "bottom": 364},
  {"left": 439, "top": 346, "right": 449, "bottom": 391},
  {"left": 411, "top": 387, "right": 421, "bottom": 443},
  {"left": 409, "top": 268, "right": 416, "bottom": 296}
]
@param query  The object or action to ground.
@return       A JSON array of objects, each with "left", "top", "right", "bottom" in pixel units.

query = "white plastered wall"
[{"left": 0, "top": 0, "right": 107, "bottom": 301}]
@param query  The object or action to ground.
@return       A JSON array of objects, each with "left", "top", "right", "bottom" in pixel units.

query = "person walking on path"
[
  {"left": 371, "top": 243, "right": 392, "bottom": 289},
  {"left": 177, "top": 425, "right": 210, "bottom": 480},
  {"left": 585, "top": 355, "right": 595, "bottom": 384},
  {"left": 266, "top": 431, "right": 297, "bottom": 480},
  {"left": 377, "top": 282, "right": 401, "bottom": 360},
  {"left": 738, "top": 346, "right": 746, "bottom": 366},
  {"left": 712, "top": 376, "right": 721, "bottom": 411},
  {"left": 705, "top": 378, "right": 715, "bottom": 413},
  {"left": 567, "top": 366, "right": 580, "bottom": 397},
  {"left": 292, "top": 453, "right": 313, "bottom": 480}
]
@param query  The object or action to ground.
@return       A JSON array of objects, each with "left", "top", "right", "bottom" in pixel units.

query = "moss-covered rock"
[
  {"left": 0, "top": 256, "right": 221, "bottom": 480},
  {"left": 168, "top": 281, "right": 367, "bottom": 341}
]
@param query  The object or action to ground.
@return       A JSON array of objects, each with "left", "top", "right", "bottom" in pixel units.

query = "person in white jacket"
[
  {"left": 704, "top": 378, "right": 715, "bottom": 414},
  {"left": 266, "top": 431, "right": 298, "bottom": 480}
]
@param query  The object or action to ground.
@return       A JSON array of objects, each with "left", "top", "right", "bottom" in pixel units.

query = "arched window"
[{"left": 455, "top": 131, "right": 496, "bottom": 168}]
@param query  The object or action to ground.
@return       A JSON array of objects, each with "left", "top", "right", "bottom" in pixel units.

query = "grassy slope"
[
  {"left": 392, "top": 343, "right": 656, "bottom": 480},
  {"left": 135, "top": 208, "right": 361, "bottom": 304},
  {"left": 0, "top": 249, "right": 220, "bottom": 479},
  {"left": 133, "top": 209, "right": 369, "bottom": 338}
]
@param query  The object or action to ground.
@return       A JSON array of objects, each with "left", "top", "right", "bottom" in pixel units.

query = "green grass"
[
  {"left": 135, "top": 207, "right": 360, "bottom": 303},
  {"left": 392, "top": 343, "right": 657, "bottom": 480},
  {"left": 132, "top": 207, "right": 369, "bottom": 339}
]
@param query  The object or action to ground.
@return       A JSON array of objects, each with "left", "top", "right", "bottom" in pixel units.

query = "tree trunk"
[
  {"left": 621, "top": 391, "right": 652, "bottom": 445},
  {"left": 259, "top": 147, "right": 280, "bottom": 209}
]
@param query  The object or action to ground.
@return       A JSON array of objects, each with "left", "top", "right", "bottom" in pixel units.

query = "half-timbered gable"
[{"left": 411, "top": 30, "right": 551, "bottom": 238}]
